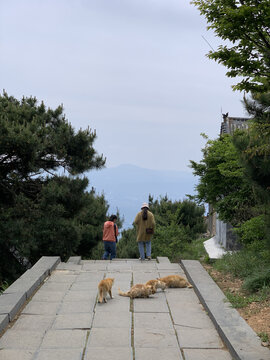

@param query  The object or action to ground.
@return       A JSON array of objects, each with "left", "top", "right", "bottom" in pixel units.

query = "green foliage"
[
  {"left": 235, "top": 215, "right": 265, "bottom": 245},
  {"left": 192, "top": 0, "right": 270, "bottom": 93},
  {"left": 0, "top": 92, "right": 107, "bottom": 283},
  {"left": 214, "top": 250, "right": 261, "bottom": 279},
  {"left": 151, "top": 223, "right": 190, "bottom": 260},
  {"left": 242, "top": 269, "right": 270, "bottom": 293},
  {"left": 117, "top": 227, "right": 139, "bottom": 259},
  {"left": 0, "top": 281, "right": 9, "bottom": 294},
  {"left": 258, "top": 332, "right": 270, "bottom": 343},
  {"left": 224, "top": 289, "right": 269, "bottom": 308},
  {"left": 190, "top": 134, "right": 257, "bottom": 225},
  {"left": 118, "top": 196, "right": 207, "bottom": 261}
]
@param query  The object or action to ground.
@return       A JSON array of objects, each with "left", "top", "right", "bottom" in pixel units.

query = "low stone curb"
[
  {"left": 156, "top": 256, "right": 171, "bottom": 263},
  {"left": 67, "top": 256, "right": 81, "bottom": 264},
  {"left": 181, "top": 259, "right": 270, "bottom": 360},
  {"left": 0, "top": 256, "right": 60, "bottom": 332}
]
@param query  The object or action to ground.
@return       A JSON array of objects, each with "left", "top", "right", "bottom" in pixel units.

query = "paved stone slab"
[
  {"left": 57, "top": 301, "right": 94, "bottom": 314},
  {"left": 133, "top": 294, "right": 169, "bottom": 313},
  {"left": 0, "top": 330, "right": 44, "bottom": 349},
  {"left": 95, "top": 297, "right": 130, "bottom": 312},
  {"left": 82, "top": 263, "right": 108, "bottom": 271},
  {"left": 176, "top": 325, "right": 223, "bottom": 348},
  {"left": 35, "top": 348, "right": 82, "bottom": 360},
  {"left": 107, "top": 262, "right": 132, "bottom": 271},
  {"left": 12, "top": 315, "right": 55, "bottom": 332},
  {"left": 134, "top": 313, "right": 174, "bottom": 330},
  {"left": 56, "top": 263, "right": 82, "bottom": 271},
  {"left": 67, "top": 256, "right": 81, "bottom": 264},
  {"left": 84, "top": 347, "right": 133, "bottom": 360},
  {"left": 183, "top": 348, "right": 232, "bottom": 360},
  {"left": 105, "top": 272, "right": 132, "bottom": 282},
  {"left": 170, "top": 308, "right": 214, "bottom": 329},
  {"left": 165, "top": 288, "right": 200, "bottom": 304},
  {"left": 92, "top": 311, "right": 131, "bottom": 328},
  {"left": 75, "top": 272, "right": 104, "bottom": 282},
  {"left": 0, "top": 349, "right": 35, "bottom": 360},
  {"left": 69, "top": 282, "right": 98, "bottom": 291},
  {"left": 40, "top": 329, "right": 87, "bottom": 348},
  {"left": 40, "top": 282, "right": 71, "bottom": 292},
  {"left": 156, "top": 263, "right": 182, "bottom": 270},
  {"left": 131, "top": 263, "right": 157, "bottom": 270},
  {"left": 156, "top": 256, "right": 171, "bottom": 263},
  {"left": 48, "top": 272, "right": 78, "bottom": 283},
  {"left": 22, "top": 301, "right": 60, "bottom": 315},
  {"left": 135, "top": 347, "right": 183, "bottom": 360},
  {"left": 63, "top": 290, "right": 97, "bottom": 302},
  {"left": 31, "top": 291, "right": 66, "bottom": 303},
  {"left": 133, "top": 272, "right": 159, "bottom": 283},
  {"left": 134, "top": 328, "right": 179, "bottom": 348},
  {"left": 0, "top": 314, "right": 9, "bottom": 333},
  {"left": 52, "top": 313, "right": 92, "bottom": 330},
  {"left": 87, "top": 328, "right": 131, "bottom": 347},
  {"left": 0, "top": 292, "right": 26, "bottom": 321}
]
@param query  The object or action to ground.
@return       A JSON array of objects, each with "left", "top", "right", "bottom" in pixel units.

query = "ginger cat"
[
  {"left": 118, "top": 283, "right": 156, "bottom": 299},
  {"left": 157, "top": 275, "right": 193, "bottom": 288},
  {"left": 98, "top": 277, "right": 114, "bottom": 303},
  {"left": 145, "top": 279, "right": 167, "bottom": 291}
]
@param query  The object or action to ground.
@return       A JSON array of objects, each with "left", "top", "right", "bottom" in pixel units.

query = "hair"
[
  {"left": 109, "top": 215, "right": 117, "bottom": 221},
  {"left": 142, "top": 208, "right": 148, "bottom": 220}
]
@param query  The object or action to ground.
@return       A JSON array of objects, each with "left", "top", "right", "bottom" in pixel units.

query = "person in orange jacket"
[{"left": 102, "top": 215, "right": 118, "bottom": 260}]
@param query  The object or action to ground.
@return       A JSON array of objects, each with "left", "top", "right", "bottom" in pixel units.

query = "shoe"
[
  {"left": 139, "top": 257, "right": 145, "bottom": 260},
  {"left": 147, "top": 256, "right": 151, "bottom": 261}
]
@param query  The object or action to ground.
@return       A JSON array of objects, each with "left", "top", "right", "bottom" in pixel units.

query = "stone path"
[{"left": 0, "top": 257, "right": 269, "bottom": 360}]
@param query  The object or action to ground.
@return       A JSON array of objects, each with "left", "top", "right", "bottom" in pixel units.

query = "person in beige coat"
[{"left": 134, "top": 202, "right": 155, "bottom": 260}]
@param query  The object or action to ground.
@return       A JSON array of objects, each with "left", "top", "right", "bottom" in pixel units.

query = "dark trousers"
[{"left": 102, "top": 241, "right": 116, "bottom": 260}]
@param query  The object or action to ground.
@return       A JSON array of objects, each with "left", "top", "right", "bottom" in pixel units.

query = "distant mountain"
[{"left": 86, "top": 164, "right": 197, "bottom": 229}]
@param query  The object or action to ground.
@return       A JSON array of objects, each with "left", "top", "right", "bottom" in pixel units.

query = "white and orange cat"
[
  {"left": 98, "top": 277, "right": 114, "bottom": 303},
  {"left": 118, "top": 283, "right": 156, "bottom": 299},
  {"left": 157, "top": 275, "right": 193, "bottom": 288},
  {"left": 145, "top": 279, "right": 167, "bottom": 291}
]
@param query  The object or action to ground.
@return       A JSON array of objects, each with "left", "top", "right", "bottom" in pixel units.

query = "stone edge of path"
[
  {"left": 0, "top": 256, "right": 60, "bottom": 331},
  {"left": 181, "top": 259, "right": 270, "bottom": 360}
]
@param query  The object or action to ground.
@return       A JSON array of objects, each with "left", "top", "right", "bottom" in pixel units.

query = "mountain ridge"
[{"left": 87, "top": 164, "right": 197, "bottom": 229}]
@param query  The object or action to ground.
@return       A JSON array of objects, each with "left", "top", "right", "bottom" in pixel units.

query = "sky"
[{"left": 0, "top": 0, "right": 247, "bottom": 172}]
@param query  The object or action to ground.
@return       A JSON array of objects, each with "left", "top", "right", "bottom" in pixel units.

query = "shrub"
[
  {"left": 235, "top": 215, "right": 265, "bottom": 245},
  {"left": 242, "top": 268, "right": 270, "bottom": 293}
]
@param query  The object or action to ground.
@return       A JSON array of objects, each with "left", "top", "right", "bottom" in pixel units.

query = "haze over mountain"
[{"left": 87, "top": 164, "right": 197, "bottom": 229}]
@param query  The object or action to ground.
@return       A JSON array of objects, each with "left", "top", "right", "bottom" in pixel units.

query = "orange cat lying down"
[
  {"left": 157, "top": 275, "right": 193, "bottom": 288},
  {"left": 118, "top": 284, "right": 156, "bottom": 298},
  {"left": 98, "top": 278, "right": 114, "bottom": 303}
]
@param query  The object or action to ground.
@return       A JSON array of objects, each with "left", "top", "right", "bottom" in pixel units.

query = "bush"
[
  {"left": 242, "top": 268, "right": 270, "bottom": 292},
  {"left": 214, "top": 250, "right": 262, "bottom": 279},
  {"left": 235, "top": 215, "right": 265, "bottom": 245}
]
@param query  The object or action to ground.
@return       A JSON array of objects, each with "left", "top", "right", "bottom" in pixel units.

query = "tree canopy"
[
  {"left": 117, "top": 196, "right": 206, "bottom": 262},
  {"left": 190, "top": 134, "right": 258, "bottom": 226},
  {"left": 0, "top": 92, "right": 107, "bottom": 284},
  {"left": 192, "top": 0, "right": 270, "bottom": 93}
]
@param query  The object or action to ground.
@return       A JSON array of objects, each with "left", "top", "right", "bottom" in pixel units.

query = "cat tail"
[{"left": 118, "top": 287, "right": 129, "bottom": 297}]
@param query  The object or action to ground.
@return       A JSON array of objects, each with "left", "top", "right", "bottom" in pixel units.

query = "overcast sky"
[{"left": 0, "top": 0, "right": 246, "bottom": 172}]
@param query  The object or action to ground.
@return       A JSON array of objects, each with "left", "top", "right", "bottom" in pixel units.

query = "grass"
[
  {"left": 225, "top": 289, "right": 270, "bottom": 308},
  {"left": 172, "top": 237, "right": 208, "bottom": 262},
  {"left": 258, "top": 332, "right": 269, "bottom": 343},
  {"left": 0, "top": 281, "right": 9, "bottom": 294}
]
